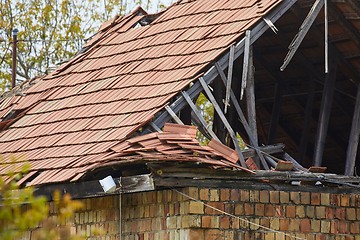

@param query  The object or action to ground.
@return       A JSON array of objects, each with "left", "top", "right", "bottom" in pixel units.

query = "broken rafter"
[
  {"left": 280, "top": 0, "right": 324, "bottom": 71},
  {"left": 240, "top": 30, "right": 251, "bottom": 100},
  {"left": 215, "top": 65, "right": 269, "bottom": 170},
  {"left": 198, "top": 77, "right": 247, "bottom": 168},
  {"left": 144, "top": 0, "right": 297, "bottom": 134},
  {"left": 313, "top": 60, "right": 337, "bottom": 167},
  {"left": 181, "top": 91, "right": 220, "bottom": 141},
  {"left": 165, "top": 105, "right": 184, "bottom": 125},
  {"left": 224, "top": 44, "right": 235, "bottom": 114}
]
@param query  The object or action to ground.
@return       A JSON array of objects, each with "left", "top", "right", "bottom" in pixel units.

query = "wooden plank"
[
  {"left": 34, "top": 174, "right": 154, "bottom": 199},
  {"left": 154, "top": 177, "right": 360, "bottom": 194},
  {"left": 344, "top": 84, "right": 360, "bottom": 175},
  {"left": 313, "top": 61, "right": 337, "bottom": 166},
  {"left": 280, "top": 0, "right": 324, "bottom": 71},
  {"left": 325, "top": 0, "right": 329, "bottom": 73},
  {"left": 224, "top": 44, "right": 235, "bottom": 114},
  {"left": 198, "top": 77, "right": 247, "bottom": 167},
  {"left": 216, "top": 63, "right": 269, "bottom": 170},
  {"left": 246, "top": 47, "right": 257, "bottom": 144},
  {"left": 165, "top": 105, "right": 184, "bottom": 125},
  {"left": 181, "top": 91, "right": 220, "bottom": 141},
  {"left": 144, "top": 0, "right": 297, "bottom": 134},
  {"left": 150, "top": 122, "right": 162, "bottom": 132},
  {"left": 241, "top": 30, "right": 251, "bottom": 100}
]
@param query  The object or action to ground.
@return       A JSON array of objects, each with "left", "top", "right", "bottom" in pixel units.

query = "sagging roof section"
[{"left": 0, "top": 0, "right": 285, "bottom": 185}]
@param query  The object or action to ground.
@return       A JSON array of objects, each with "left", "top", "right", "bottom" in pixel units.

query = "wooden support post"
[
  {"left": 344, "top": 84, "right": 360, "bottom": 176},
  {"left": 165, "top": 105, "right": 184, "bottom": 125},
  {"left": 198, "top": 77, "right": 247, "bottom": 167},
  {"left": 182, "top": 91, "right": 220, "bottom": 141},
  {"left": 224, "top": 45, "right": 235, "bottom": 114},
  {"left": 267, "top": 82, "right": 283, "bottom": 144},
  {"left": 215, "top": 64, "right": 269, "bottom": 170},
  {"left": 313, "top": 62, "right": 337, "bottom": 166},
  {"left": 280, "top": 0, "right": 324, "bottom": 71},
  {"left": 245, "top": 46, "right": 260, "bottom": 166},
  {"left": 241, "top": 30, "right": 251, "bottom": 100}
]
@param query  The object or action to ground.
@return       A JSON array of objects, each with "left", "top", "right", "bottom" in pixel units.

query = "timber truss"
[{"left": 141, "top": 0, "right": 360, "bottom": 176}]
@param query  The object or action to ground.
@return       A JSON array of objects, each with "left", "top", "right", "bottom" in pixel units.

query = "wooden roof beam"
[{"left": 144, "top": 0, "right": 298, "bottom": 134}]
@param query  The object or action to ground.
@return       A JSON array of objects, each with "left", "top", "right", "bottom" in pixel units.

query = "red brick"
[
  {"left": 279, "top": 219, "right": 290, "bottom": 231},
  {"left": 199, "top": 189, "right": 209, "bottom": 201},
  {"left": 201, "top": 216, "right": 212, "bottom": 228},
  {"left": 330, "top": 194, "right": 340, "bottom": 206},
  {"left": 205, "top": 202, "right": 224, "bottom": 214},
  {"left": 311, "top": 192, "right": 321, "bottom": 205},
  {"left": 244, "top": 203, "right": 254, "bottom": 215},
  {"left": 259, "top": 190, "right": 269, "bottom": 203},
  {"left": 255, "top": 204, "right": 265, "bottom": 216},
  {"left": 219, "top": 216, "right": 230, "bottom": 229},
  {"left": 220, "top": 189, "right": 230, "bottom": 201},
  {"left": 325, "top": 207, "right": 334, "bottom": 219},
  {"left": 286, "top": 205, "right": 296, "bottom": 218},
  {"left": 300, "top": 219, "right": 311, "bottom": 233},
  {"left": 264, "top": 204, "right": 275, "bottom": 217},
  {"left": 230, "top": 189, "right": 240, "bottom": 201},
  {"left": 296, "top": 206, "right": 305, "bottom": 218},
  {"left": 330, "top": 221, "right": 338, "bottom": 234},
  {"left": 335, "top": 208, "right": 346, "bottom": 220},
  {"left": 338, "top": 221, "right": 349, "bottom": 234},
  {"left": 234, "top": 203, "right": 243, "bottom": 215},
  {"left": 350, "top": 222, "right": 360, "bottom": 234},
  {"left": 300, "top": 192, "right": 311, "bottom": 204}
]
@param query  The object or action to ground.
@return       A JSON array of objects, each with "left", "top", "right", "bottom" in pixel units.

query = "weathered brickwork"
[
  {"left": 120, "top": 188, "right": 360, "bottom": 240},
  {"left": 31, "top": 188, "right": 360, "bottom": 239}
]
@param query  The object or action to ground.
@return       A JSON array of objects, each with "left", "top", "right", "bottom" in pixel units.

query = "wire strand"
[{"left": 172, "top": 188, "right": 306, "bottom": 240}]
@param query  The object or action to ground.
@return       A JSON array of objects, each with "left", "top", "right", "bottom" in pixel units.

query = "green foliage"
[
  {"left": 195, "top": 93, "right": 214, "bottom": 145},
  {"left": 0, "top": 156, "right": 84, "bottom": 240},
  {"left": 0, "top": 0, "right": 173, "bottom": 92}
]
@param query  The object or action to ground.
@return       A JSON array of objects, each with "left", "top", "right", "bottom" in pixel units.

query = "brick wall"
[
  {"left": 121, "top": 187, "right": 360, "bottom": 240},
  {"left": 30, "top": 187, "right": 360, "bottom": 239}
]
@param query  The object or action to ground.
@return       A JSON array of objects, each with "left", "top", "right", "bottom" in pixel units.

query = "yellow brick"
[
  {"left": 321, "top": 193, "right": 330, "bottom": 206},
  {"left": 210, "top": 189, "right": 219, "bottom": 201},
  {"left": 264, "top": 232, "right": 275, "bottom": 240},
  {"left": 181, "top": 215, "right": 201, "bottom": 228},
  {"left": 188, "top": 200, "right": 204, "bottom": 214}
]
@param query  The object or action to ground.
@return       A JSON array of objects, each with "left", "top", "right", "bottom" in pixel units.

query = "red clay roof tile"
[{"left": 0, "top": 0, "right": 280, "bottom": 185}]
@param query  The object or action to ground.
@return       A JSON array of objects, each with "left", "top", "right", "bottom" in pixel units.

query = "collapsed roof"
[{"left": 0, "top": 0, "right": 360, "bottom": 187}]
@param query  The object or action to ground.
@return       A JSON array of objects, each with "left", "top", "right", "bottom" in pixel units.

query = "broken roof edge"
[{"left": 34, "top": 170, "right": 360, "bottom": 200}]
